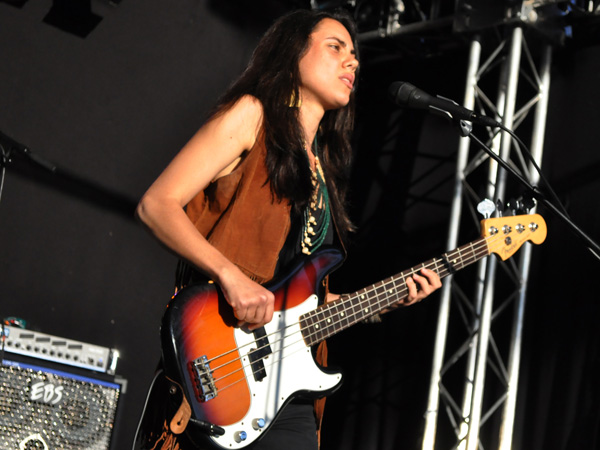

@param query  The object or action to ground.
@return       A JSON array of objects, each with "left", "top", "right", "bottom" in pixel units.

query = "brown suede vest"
[{"left": 185, "top": 134, "right": 291, "bottom": 284}]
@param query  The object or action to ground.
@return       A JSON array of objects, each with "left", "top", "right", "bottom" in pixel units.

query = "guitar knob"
[
  {"left": 234, "top": 431, "right": 247, "bottom": 443},
  {"left": 252, "top": 418, "right": 266, "bottom": 430}
]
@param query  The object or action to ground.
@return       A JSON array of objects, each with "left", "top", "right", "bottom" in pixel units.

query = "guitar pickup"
[
  {"left": 248, "top": 327, "right": 272, "bottom": 382},
  {"left": 192, "top": 355, "right": 218, "bottom": 401}
]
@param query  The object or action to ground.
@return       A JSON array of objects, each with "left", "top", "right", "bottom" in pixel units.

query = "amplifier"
[
  {"left": 0, "top": 357, "right": 125, "bottom": 450},
  {"left": 1, "top": 325, "right": 119, "bottom": 374}
]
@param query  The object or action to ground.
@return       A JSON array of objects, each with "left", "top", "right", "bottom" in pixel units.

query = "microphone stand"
[
  {"left": 455, "top": 120, "right": 600, "bottom": 259},
  {"left": 0, "top": 130, "right": 138, "bottom": 220}
]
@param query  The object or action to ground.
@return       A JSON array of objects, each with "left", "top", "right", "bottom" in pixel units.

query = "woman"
[{"left": 134, "top": 8, "right": 441, "bottom": 450}]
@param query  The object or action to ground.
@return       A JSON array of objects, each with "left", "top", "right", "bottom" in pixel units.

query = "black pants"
[
  {"left": 251, "top": 402, "right": 318, "bottom": 450},
  {"left": 134, "top": 370, "right": 319, "bottom": 450}
]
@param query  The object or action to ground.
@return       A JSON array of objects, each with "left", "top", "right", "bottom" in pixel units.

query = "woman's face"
[{"left": 298, "top": 18, "right": 359, "bottom": 112}]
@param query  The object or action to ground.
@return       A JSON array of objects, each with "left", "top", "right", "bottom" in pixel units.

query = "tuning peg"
[
  {"left": 506, "top": 197, "right": 522, "bottom": 215},
  {"left": 522, "top": 191, "right": 536, "bottom": 211},
  {"left": 506, "top": 193, "right": 537, "bottom": 215},
  {"left": 477, "top": 199, "right": 496, "bottom": 219},
  {"left": 496, "top": 199, "right": 504, "bottom": 216}
]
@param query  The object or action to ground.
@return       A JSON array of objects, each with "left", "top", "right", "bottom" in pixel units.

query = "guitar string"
[
  {"left": 206, "top": 321, "right": 301, "bottom": 375},
  {"left": 211, "top": 332, "right": 323, "bottom": 395},
  {"left": 210, "top": 233, "right": 501, "bottom": 394},
  {"left": 299, "top": 236, "right": 493, "bottom": 343},
  {"left": 208, "top": 234, "right": 495, "bottom": 386},
  {"left": 207, "top": 232, "right": 504, "bottom": 388},
  {"left": 204, "top": 234, "right": 476, "bottom": 373},
  {"left": 224, "top": 232, "right": 493, "bottom": 359},
  {"left": 204, "top": 231, "right": 512, "bottom": 394},
  {"left": 319, "top": 239, "right": 489, "bottom": 328}
]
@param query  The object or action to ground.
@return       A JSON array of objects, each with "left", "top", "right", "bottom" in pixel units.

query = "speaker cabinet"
[{"left": 0, "top": 358, "right": 124, "bottom": 450}]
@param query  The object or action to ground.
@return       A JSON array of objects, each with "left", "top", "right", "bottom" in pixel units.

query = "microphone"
[{"left": 388, "top": 81, "right": 501, "bottom": 128}]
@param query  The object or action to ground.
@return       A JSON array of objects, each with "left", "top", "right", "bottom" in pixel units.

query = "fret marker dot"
[
  {"left": 364, "top": 308, "right": 369, "bottom": 313},
  {"left": 341, "top": 312, "right": 345, "bottom": 317},
  {"left": 360, "top": 295, "right": 365, "bottom": 299},
  {"left": 327, "top": 319, "right": 331, "bottom": 323},
  {"left": 315, "top": 324, "right": 319, "bottom": 329}
]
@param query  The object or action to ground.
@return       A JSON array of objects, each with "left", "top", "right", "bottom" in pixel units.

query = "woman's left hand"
[
  {"left": 325, "top": 268, "right": 441, "bottom": 310},
  {"left": 401, "top": 268, "right": 442, "bottom": 306}
]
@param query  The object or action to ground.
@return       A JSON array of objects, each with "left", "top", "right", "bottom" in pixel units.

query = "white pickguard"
[{"left": 208, "top": 294, "right": 342, "bottom": 449}]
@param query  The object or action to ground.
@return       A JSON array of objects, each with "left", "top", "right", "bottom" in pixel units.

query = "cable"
[{"left": 497, "top": 123, "right": 570, "bottom": 218}]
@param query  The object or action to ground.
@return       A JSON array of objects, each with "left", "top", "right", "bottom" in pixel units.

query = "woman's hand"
[
  {"left": 325, "top": 268, "right": 442, "bottom": 320},
  {"left": 218, "top": 267, "right": 275, "bottom": 330},
  {"left": 372, "top": 268, "right": 442, "bottom": 317},
  {"left": 402, "top": 268, "right": 442, "bottom": 306}
]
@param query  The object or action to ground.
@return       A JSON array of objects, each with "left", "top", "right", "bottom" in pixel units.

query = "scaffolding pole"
[
  {"left": 422, "top": 36, "right": 482, "bottom": 450},
  {"left": 422, "top": 25, "right": 552, "bottom": 450},
  {"left": 498, "top": 43, "right": 552, "bottom": 450}
]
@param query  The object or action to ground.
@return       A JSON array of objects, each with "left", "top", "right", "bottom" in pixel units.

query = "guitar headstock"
[{"left": 481, "top": 214, "right": 547, "bottom": 261}]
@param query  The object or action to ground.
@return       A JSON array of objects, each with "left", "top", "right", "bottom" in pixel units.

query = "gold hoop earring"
[{"left": 288, "top": 91, "right": 302, "bottom": 108}]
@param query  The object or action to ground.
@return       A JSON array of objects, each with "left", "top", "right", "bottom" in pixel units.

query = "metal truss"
[
  {"left": 310, "top": 1, "right": 598, "bottom": 449},
  {"left": 421, "top": 22, "right": 553, "bottom": 450}
]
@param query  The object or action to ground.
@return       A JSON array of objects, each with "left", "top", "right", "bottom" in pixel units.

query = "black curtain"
[{"left": 1, "top": 2, "right": 599, "bottom": 449}]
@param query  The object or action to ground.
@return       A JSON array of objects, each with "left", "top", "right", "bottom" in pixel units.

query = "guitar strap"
[
  {"left": 314, "top": 340, "right": 328, "bottom": 446},
  {"left": 169, "top": 395, "right": 192, "bottom": 435},
  {"left": 313, "top": 274, "right": 331, "bottom": 446}
]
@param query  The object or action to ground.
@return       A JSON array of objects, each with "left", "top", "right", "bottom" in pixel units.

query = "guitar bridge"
[{"left": 192, "top": 355, "right": 218, "bottom": 401}]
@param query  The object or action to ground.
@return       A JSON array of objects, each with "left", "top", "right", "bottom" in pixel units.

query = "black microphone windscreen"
[{"left": 388, "top": 81, "right": 432, "bottom": 110}]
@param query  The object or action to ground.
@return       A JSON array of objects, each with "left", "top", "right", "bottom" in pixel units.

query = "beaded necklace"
[{"left": 301, "top": 140, "right": 331, "bottom": 255}]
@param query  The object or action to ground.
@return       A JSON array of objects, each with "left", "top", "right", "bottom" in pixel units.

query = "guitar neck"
[{"left": 300, "top": 237, "right": 490, "bottom": 347}]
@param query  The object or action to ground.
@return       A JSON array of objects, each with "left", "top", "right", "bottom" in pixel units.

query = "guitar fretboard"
[{"left": 299, "top": 236, "right": 490, "bottom": 347}]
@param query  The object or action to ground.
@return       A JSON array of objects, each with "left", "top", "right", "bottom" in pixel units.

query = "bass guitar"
[{"left": 161, "top": 213, "right": 547, "bottom": 449}]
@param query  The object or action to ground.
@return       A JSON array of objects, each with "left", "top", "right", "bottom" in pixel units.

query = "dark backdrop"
[{"left": 1, "top": 2, "right": 599, "bottom": 450}]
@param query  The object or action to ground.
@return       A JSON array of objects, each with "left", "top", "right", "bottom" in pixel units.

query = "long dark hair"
[{"left": 211, "top": 8, "right": 359, "bottom": 238}]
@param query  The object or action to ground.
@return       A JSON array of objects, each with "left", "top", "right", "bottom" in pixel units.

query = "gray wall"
[{"left": 0, "top": 1, "right": 269, "bottom": 447}]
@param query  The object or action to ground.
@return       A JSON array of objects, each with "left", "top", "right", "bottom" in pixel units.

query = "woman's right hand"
[{"left": 218, "top": 267, "right": 275, "bottom": 330}]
